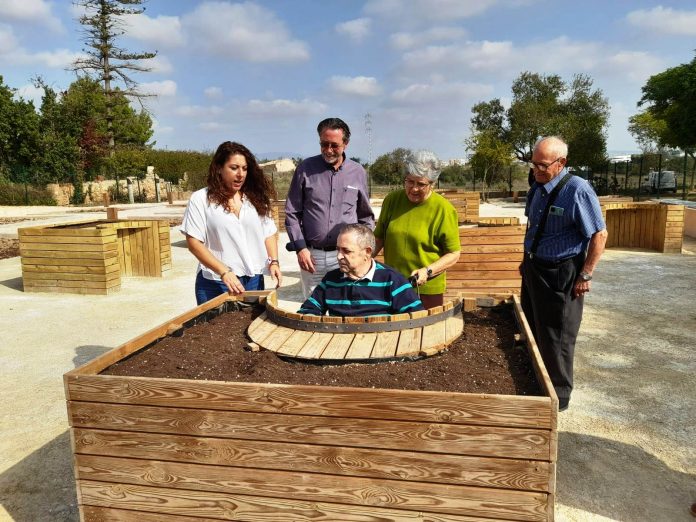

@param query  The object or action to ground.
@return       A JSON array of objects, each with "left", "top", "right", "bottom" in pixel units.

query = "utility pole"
[{"left": 364, "top": 112, "right": 372, "bottom": 196}]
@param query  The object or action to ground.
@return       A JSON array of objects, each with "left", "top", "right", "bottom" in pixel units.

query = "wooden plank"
[
  {"left": 371, "top": 330, "right": 400, "bottom": 358},
  {"left": 274, "top": 329, "right": 314, "bottom": 357},
  {"left": 18, "top": 248, "right": 116, "bottom": 260},
  {"left": 395, "top": 327, "right": 422, "bottom": 357},
  {"left": 66, "top": 375, "right": 553, "bottom": 429},
  {"left": 345, "top": 332, "right": 377, "bottom": 359},
  {"left": 68, "top": 402, "right": 552, "bottom": 460},
  {"left": 20, "top": 255, "right": 117, "bottom": 267},
  {"left": 296, "top": 332, "right": 333, "bottom": 358},
  {"left": 19, "top": 227, "right": 115, "bottom": 237},
  {"left": 21, "top": 263, "right": 116, "bottom": 275},
  {"left": 74, "top": 427, "right": 553, "bottom": 491},
  {"left": 446, "top": 313, "right": 465, "bottom": 344},
  {"left": 21, "top": 271, "right": 119, "bottom": 283},
  {"left": 24, "top": 284, "right": 111, "bottom": 295},
  {"left": 320, "top": 333, "right": 355, "bottom": 359},
  {"left": 78, "top": 481, "right": 509, "bottom": 522},
  {"left": 17, "top": 234, "right": 110, "bottom": 244},
  {"left": 75, "top": 457, "right": 549, "bottom": 520},
  {"left": 80, "top": 506, "right": 211, "bottom": 522},
  {"left": 18, "top": 240, "right": 117, "bottom": 252},
  {"left": 247, "top": 315, "right": 279, "bottom": 345},
  {"left": 262, "top": 325, "right": 300, "bottom": 353},
  {"left": 122, "top": 229, "right": 133, "bottom": 277}
]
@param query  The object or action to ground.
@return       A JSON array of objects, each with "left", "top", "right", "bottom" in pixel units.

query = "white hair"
[
  {"left": 534, "top": 136, "right": 568, "bottom": 158},
  {"left": 405, "top": 149, "right": 441, "bottom": 183}
]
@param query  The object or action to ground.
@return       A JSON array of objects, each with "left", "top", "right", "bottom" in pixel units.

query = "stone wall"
[{"left": 46, "top": 167, "right": 181, "bottom": 206}]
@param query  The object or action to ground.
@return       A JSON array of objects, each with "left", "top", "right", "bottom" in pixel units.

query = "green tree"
[
  {"left": 465, "top": 129, "right": 513, "bottom": 201},
  {"left": 472, "top": 72, "right": 609, "bottom": 168},
  {"left": 369, "top": 148, "right": 411, "bottom": 185},
  {"left": 72, "top": 0, "right": 157, "bottom": 158},
  {"left": 636, "top": 53, "right": 696, "bottom": 159},
  {"left": 628, "top": 111, "right": 670, "bottom": 153},
  {"left": 0, "top": 76, "right": 41, "bottom": 181}
]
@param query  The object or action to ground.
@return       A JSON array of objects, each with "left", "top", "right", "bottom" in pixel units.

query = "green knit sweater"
[{"left": 374, "top": 190, "right": 460, "bottom": 295}]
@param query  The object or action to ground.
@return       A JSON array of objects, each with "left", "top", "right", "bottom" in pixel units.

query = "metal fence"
[{"left": 585, "top": 153, "right": 696, "bottom": 201}]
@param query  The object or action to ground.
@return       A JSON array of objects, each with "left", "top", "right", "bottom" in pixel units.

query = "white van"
[{"left": 642, "top": 170, "right": 677, "bottom": 193}]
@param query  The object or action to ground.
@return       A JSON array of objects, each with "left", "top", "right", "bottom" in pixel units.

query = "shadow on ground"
[
  {"left": 558, "top": 431, "right": 694, "bottom": 521},
  {"left": 0, "top": 431, "right": 78, "bottom": 522},
  {"left": 73, "top": 345, "right": 113, "bottom": 368},
  {"left": 0, "top": 276, "right": 23, "bottom": 291}
]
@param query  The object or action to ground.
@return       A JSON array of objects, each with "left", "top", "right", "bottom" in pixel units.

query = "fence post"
[
  {"left": 683, "top": 153, "right": 688, "bottom": 200},
  {"left": 127, "top": 178, "right": 134, "bottom": 204},
  {"left": 656, "top": 153, "right": 663, "bottom": 199}
]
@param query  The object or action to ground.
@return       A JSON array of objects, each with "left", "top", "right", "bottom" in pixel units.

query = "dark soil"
[
  {"left": 103, "top": 305, "right": 543, "bottom": 396},
  {"left": 0, "top": 238, "right": 19, "bottom": 260}
]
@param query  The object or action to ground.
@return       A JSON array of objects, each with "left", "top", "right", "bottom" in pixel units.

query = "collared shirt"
[
  {"left": 297, "top": 261, "right": 424, "bottom": 317},
  {"left": 524, "top": 169, "right": 605, "bottom": 261},
  {"left": 180, "top": 188, "right": 277, "bottom": 279},
  {"left": 285, "top": 154, "right": 374, "bottom": 250}
]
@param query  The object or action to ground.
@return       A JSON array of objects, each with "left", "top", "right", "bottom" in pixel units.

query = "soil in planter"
[{"left": 103, "top": 305, "right": 543, "bottom": 396}]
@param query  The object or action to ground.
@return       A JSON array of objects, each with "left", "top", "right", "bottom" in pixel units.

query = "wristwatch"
[
  {"left": 426, "top": 267, "right": 433, "bottom": 278},
  {"left": 579, "top": 271, "right": 592, "bottom": 282}
]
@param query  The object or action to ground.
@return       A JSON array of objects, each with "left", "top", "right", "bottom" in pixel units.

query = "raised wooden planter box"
[
  {"left": 437, "top": 189, "right": 480, "bottom": 224},
  {"left": 446, "top": 224, "right": 525, "bottom": 300},
  {"left": 19, "top": 219, "right": 171, "bottom": 295},
  {"left": 601, "top": 201, "right": 684, "bottom": 253},
  {"left": 65, "top": 291, "right": 558, "bottom": 521}
]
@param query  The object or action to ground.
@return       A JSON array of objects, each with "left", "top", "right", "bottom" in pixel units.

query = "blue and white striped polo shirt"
[{"left": 524, "top": 170, "right": 606, "bottom": 262}]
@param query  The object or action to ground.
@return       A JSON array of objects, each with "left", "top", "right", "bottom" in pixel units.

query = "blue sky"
[{"left": 1, "top": 0, "right": 695, "bottom": 161}]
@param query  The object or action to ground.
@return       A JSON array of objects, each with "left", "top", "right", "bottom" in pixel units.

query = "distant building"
[
  {"left": 609, "top": 155, "right": 632, "bottom": 163},
  {"left": 259, "top": 158, "right": 296, "bottom": 175},
  {"left": 445, "top": 158, "right": 468, "bottom": 166}
]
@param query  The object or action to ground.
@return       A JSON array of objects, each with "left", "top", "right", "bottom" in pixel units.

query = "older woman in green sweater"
[{"left": 373, "top": 150, "right": 461, "bottom": 309}]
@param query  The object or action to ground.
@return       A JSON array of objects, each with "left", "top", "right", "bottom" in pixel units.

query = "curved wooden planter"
[
  {"left": 601, "top": 201, "right": 684, "bottom": 253},
  {"left": 64, "top": 290, "right": 559, "bottom": 521},
  {"left": 248, "top": 293, "right": 464, "bottom": 360}
]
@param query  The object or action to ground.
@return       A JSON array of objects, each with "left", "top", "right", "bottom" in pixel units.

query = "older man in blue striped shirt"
[
  {"left": 521, "top": 136, "right": 608, "bottom": 412},
  {"left": 299, "top": 224, "right": 424, "bottom": 317}
]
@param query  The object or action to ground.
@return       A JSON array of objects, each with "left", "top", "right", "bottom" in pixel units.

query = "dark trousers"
[{"left": 520, "top": 253, "right": 585, "bottom": 401}]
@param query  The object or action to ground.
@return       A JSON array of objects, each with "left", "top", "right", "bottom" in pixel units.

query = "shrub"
[{"left": 0, "top": 181, "right": 56, "bottom": 205}]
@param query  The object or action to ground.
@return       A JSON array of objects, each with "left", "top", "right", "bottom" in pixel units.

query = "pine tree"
[{"left": 72, "top": 0, "right": 157, "bottom": 158}]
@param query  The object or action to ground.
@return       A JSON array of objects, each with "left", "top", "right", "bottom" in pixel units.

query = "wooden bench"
[{"left": 19, "top": 219, "right": 172, "bottom": 295}]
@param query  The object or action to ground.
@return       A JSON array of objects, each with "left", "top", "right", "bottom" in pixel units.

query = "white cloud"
[
  {"left": 0, "top": 25, "right": 20, "bottom": 54},
  {"left": 626, "top": 6, "right": 696, "bottom": 36},
  {"left": 390, "top": 26, "right": 467, "bottom": 50},
  {"left": 175, "top": 104, "right": 224, "bottom": 118},
  {"left": 390, "top": 81, "right": 493, "bottom": 105},
  {"left": 327, "top": 76, "right": 382, "bottom": 97},
  {"left": 139, "top": 80, "right": 177, "bottom": 97},
  {"left": 33, "top": 49, "right": 84, "bottom": 68},
  {"left": 204, "top": 86, "right": 223, "bottom": 100},
  {"left": 0, "top": 0, "right": 62, "bottom": 31},
  {"left": 15, "top": 83, "right": 43, "bottom": 106},
  {"left": 335, "top": 18, "right": 371, "bottom": 43},
  {"left": 183, "top": 2, "right": 309, "bottom": 63},
  {"left": 148, "top": 55, "right": 173, "bottom": 74},
  {"left": 365, "top": 0, "right": 498, "bottom": 22},
  {"left": 199, "top": 122, "right": 227, "bottom": 132},
  {"left": 121, "top": 13, "right": 184, "bottom": 48},
  {"left": 245, "top": 98, "right": 328, "bottom": 118}
]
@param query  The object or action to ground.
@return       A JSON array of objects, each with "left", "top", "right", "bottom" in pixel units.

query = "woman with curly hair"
[{"left": 181, "top": 141, "right": 282, "bottom": 304}]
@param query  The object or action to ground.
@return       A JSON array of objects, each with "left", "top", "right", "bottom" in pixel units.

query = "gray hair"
[
  {"left": 405, "top": 149, "right": 441, "bottom": 183},
  {"left": 339, "top": 223, "right": 375, "bottom": 252},
  {"left": 534, "top": 136, "right": 568, "bottom": 158}
]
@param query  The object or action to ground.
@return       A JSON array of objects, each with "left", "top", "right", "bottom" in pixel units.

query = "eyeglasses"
[
  {"left": 320, "top": 141, "right": 344, "bottom": 150},
  {"left": 404, "top": 179, "right": 431, "bottom": 189},
  {"left": 530, "top": 157, "right": 563, "bottom": 172}
]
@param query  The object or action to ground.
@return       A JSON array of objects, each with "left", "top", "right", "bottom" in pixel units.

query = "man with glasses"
[
  {"left": 286, "top": 118, "right": 374, "bottom": 298},
  {"left": 521, "top": 136, "right": 607, "bottom": 412}
]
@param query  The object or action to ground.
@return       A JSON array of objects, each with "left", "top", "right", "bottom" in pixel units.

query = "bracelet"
[
  {"left": 219, "top": 270, "right": 230, "bottom": 279},
  {"left": 269, "top": 259, "right": 280, "bottom": 267}
]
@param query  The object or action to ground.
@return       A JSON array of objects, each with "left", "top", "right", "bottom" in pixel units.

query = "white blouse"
[{"left": 180, "top": 188, "right": 277, "bottom": 280}]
